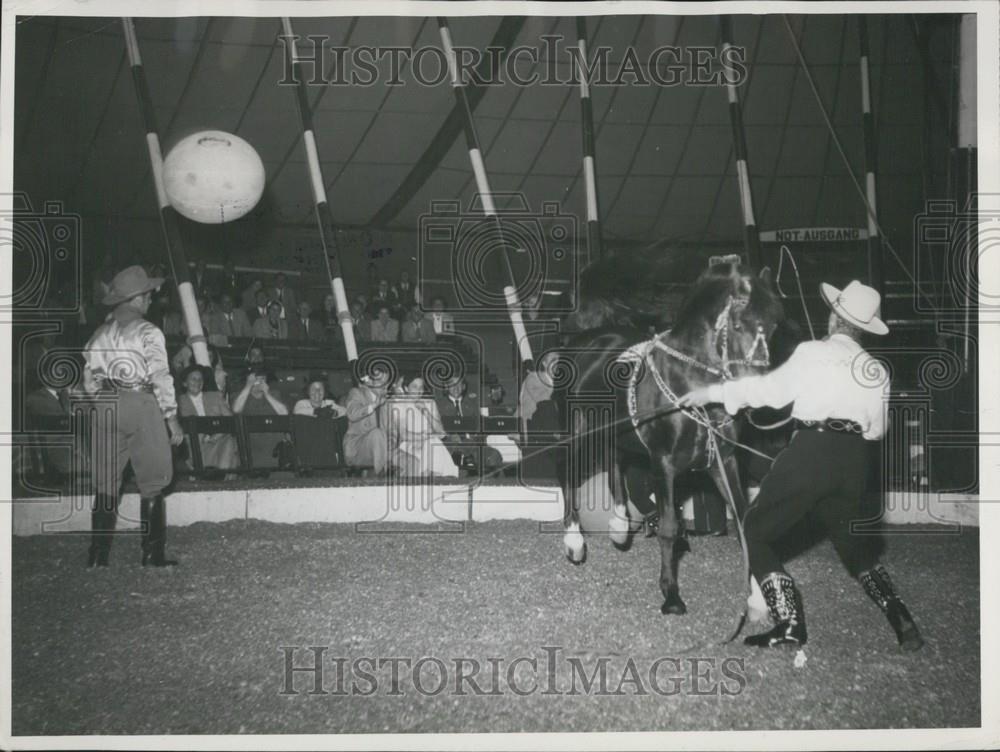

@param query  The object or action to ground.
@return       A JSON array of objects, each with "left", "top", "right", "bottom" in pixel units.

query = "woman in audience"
[
  {"left": 232, "top": 368, "right": 289, "bottom": 470},
  {"left": 178, "top": 366, "right": 239, "bottom": 477},
  {"left": 370, "top": 305, "right": 399, "bottom": 343},
  {"left": 293, "top": 376, "right": 347, "bottom": 418},
  {"left": 385, "top": 375, "right": 458, "bottom": 478}
]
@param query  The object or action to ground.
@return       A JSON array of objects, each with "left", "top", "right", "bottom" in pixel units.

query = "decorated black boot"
[
  {"left": 859, "top": 564, "right": 923, "bottom": 651},
  {"left": 744, "top": 572, "right": 807, "bottom": 648}
]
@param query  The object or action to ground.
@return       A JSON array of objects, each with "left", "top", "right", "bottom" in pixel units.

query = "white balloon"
[{"left": 162, "top": 130, "right": 265, "bottom": 224}]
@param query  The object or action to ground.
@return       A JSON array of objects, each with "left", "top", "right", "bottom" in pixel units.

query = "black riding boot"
[
  {"left": 87, "top": 493, "right": 116, "bottom": 568},
  {"left": 139, "top": 496, "right": 154, "bottom": 566},
  {"left": 859, "top": 564, "right": 923, "bottom": 651},
  {"left": 744, "top": 572, "right": 808, "bottom": 648},
  {"left": 142, "top": 494, "right": 178, "bottom": 567}
]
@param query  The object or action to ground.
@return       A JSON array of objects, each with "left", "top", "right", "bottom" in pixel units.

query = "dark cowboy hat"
[{"left": 102, "top": 265, "right": 165, "bottom": 306}]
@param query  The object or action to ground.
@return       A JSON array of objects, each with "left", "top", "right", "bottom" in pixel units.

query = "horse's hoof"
[
  {"left": 660, "top": 594, "right": 687, "bottom": 615},
  {"left": 565, "top": 549, "right": 586, "bottom": 566},
  {"left": 611, "top": 536, "right": 632, "bottom": 552}
]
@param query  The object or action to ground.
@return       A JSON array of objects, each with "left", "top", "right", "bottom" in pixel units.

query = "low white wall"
[{"left": 11, "top": 485, "right": 977, "bottom": 537}]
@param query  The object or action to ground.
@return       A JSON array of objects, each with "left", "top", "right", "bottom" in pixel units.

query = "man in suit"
[
  {"left": 350, "top": 299, "right": 371, "bottom": 343},
  {"left": 206, "top": 292, "right": 253, "bottom": 341},
  {"left": 269, "top": 272, "right": 297, "bottom": 320},
  {"left": 251, "top": 300, "right": 289, "bottom": 340},
  {"left": 429, "top": 295, "right": 455, "bottom": 336},
  {"left": 369, "top": 278, "right": 399, "bottom": 318},
  {"left": 343, "top": 369, "right": 389, "bottom": 474},
  {"left": 436, "top": 376, "right": 501, "bottom": 473},
  {"left": 287, "top": 300, "right": 324, "bottom": 342},
  {"left": 24, "top": 383, "right": 73, "bottom": 478},
  {"left": 400, "top": 303, "right": 436, "bottom": 344},
  {"left": 242, "top": 278, "right": 264, "bottom": 312},
  {"left": 370, "top": 305, "right": 399, "bottom": 343},
  {"left": 248, "top": 289, "right": 270, "bottom": 324},
  {"left": 191, "top": 260, "right": 211, "bottom": 298}
]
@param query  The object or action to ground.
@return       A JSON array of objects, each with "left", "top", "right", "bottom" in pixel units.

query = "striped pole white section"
[
  {"left": 439, "top": 17, "right": 533, "bottom": 364},
  {"left": 575, "top": 17, "right": 604, "bottom": 263},
  {"left": 858, "top": 16, "right": 885, "bottom": 295},
  {"left": 122, "top": 18, "right": 210, "bottom": 367},
  {"left": 281, "top": 17, "right": 358, "bottom": 361},
  {"left": 720, "top": 16, "right": 761, "bottom": 267}
]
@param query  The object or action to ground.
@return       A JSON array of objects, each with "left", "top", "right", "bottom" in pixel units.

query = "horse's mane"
[{"left": 670, "top": 261, "right": 776, "bottom": 337}]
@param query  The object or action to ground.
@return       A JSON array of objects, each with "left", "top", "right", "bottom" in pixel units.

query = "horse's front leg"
[
  {"left": 655, "top": 456, "right": 687, "bottom": 615},
  {"left": 608, "top": 451, "right": 631, "bottom": 549},
  {"left": 560, "top": 418, "right": 586, "bottom": 565}
]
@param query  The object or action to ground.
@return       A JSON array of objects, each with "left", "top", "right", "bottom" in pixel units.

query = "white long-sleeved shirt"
[
  {"left": 705, "top": 333, "right": 889, "bottom": 440},
  {"left": 84, "top": 316, "right": 178, "bottom": 419}
]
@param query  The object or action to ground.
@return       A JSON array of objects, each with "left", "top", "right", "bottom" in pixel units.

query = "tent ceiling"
[{"left": 14, "top": 13, "right": 952, "bottom": 250}]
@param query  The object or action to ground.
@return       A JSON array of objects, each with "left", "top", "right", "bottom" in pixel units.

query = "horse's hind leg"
[
  {"left": 655, "top": 456, "right": 687, "bottom": 615},
  {"left": 608, "top": 452, "right": 631, "bottom": 549},
  {"left": 560, "top": 416, "right": 586, "bottom": 565}
]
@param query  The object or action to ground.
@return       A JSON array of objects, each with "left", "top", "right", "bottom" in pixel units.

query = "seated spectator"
[
  {"left": 386, "top": 375, "right": 458, "bottom": 478},
  {"left": 370, "top": 305, "right": 399, "bottom": 343},
  {"left": 293, "top": 376, "right": 347, "bottom": 418},
  {"left": 436, "top": 375, "right": 502, "bottom": 473},
  {"left": 370, "top": 278, "right": 399, "bottom": 317},
  {"left": 232, "top": 368, "right": 289, "bottom": 470},
  {"left": 429, "top": 295, "right": 455, "bottom": 336},
  {"left": 150, "top": 288, "right": 184, "bottom": 337},
  {"left": 170, "top": 342, "right": 224, "bottom": 387},
  {"left": 350, "top": 298, "right": 372, "bottom": 342},
  {"left": 396, "top": 270, "right": 418, "bottom": 307},
  {"left": 248, "top": 289, "right": 269, "bottom": 323},
  {"left": 206, "top": 292, "right": 252, "bottom": 341},
  {"left": 343, "top": 368, "right": 390, "bottom": 474},
  {"left": 24, "top": 381, "right": 73, "bottom": 478},
  {"left": 252, "top": 300, "right": 289, "bottom": 340},
  {"left": 177, "top": 365, "right": 238, "bottom": 475},
  {"left": 235, "top": 344, "right": 277, "bottom": 397},
  {"left": 242, "top": 278, "right": 264, "bottom": 312},
  {"left": 320, "top": 293, "right": 342, "bottom": 343},
  {"left": 269, "top": 272, "right": 296, "bottom": 319},
  {"left": 400, "top": 303, "right": 436, "bottom": 344},
  {"left": 192, "top": 260, "right": 211, "bottom": 298},
  {"left": 520, "top": 351, "right": 558, "bottom": 435},
  {"left": 287, "top": 300, "right": 323, "bottom": 342}
]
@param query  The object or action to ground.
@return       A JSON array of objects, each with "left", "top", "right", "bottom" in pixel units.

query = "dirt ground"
[{"left": 11, "top": 518, "right": 980, "bottom": 734}]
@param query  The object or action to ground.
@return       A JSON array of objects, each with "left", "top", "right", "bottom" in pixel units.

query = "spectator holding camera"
[
  {"left": 293, "top": 377, "right": 347, "bottom": 418},
  {"left": 233, "top": 368, "right": 289, "bottom": 470},
  {"left": 252, "top": 300, "right": 289, "bottom": 340}
]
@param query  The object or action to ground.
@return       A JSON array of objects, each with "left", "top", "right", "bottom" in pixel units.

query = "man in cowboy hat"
[
  {"left": 83, "top": 265, "right": 185, "bottom": 568},
  {"left": 678, "top": 280, "right": 923, "bottom": 652}
]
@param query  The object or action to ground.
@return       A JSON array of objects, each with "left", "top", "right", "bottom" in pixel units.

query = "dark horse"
[{"left": 553, "top": 261, "right": 786, "bottom": 616}]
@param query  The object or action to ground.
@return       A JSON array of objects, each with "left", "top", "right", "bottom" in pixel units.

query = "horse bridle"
[{"left": 712, "top": 295, "right": 771, "bottom": 379}]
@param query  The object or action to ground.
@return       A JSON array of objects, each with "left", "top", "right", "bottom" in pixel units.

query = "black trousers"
[{"left": 744, "top": 428, "right": 878, "bottom": 580}]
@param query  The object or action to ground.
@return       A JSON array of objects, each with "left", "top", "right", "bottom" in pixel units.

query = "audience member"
[
  {"left": 191, "top": 260, "right": 210, "bottom": 298},
  {"left": 429, "top": 296, "right": 455, "bottom": 336},
  {"left": 396, "top": 270, "right": 418, "bottom": 307},
  {"left": 24, "top": 381, "right": 73, "bottom": 478},
  {"left": 287, "top": 300, "right": 323, "bottom": 342},
  {"left": 252, "top": 300, "right": 289, "bottom": 340},
  {"left": 319, "top": 293, "right": 342, "bottom": 343},
  {"left": 150, "top": 289, "right": 184, "bottom": 337},
  {"left": 386, "top": 375, "right": 457, "bottom": 478},
  {"left": 220, "top": 260, "right": 241, "bottom": 300},
  {"left": 232, "top": 368, "right": 289, "bottom": 469},
  {"left": 269, "top": 272, "right": 296, "bottom": 319},
  {"left": 177, "top": 365, "right": 238, "bottom": 474},
  {"left": 242, "top": 278, "right": 264, "bottom": 312},
  {"left": 370, "top": 279, "right": 399, "bottom": 317},
  {"left": 343, "top": 369, "right": 390, "bottom": 474},
  {"left": 293, "top": 377, "right": 347, "bottom": 417},
  {"left": 370, "top": 305, "right": 399, "bottom": 343},
  {"left": 520, "top": 351, "right": 558, "bottom": 434},
  {"left": 400, "top": 303, "right": 435, "bottom": 344},
  {"left": 206, "top": 292, "right": 253, "bottom": 341},
  {"left": 249, "top": 289, "right": 269, "bottom": 323},
  {"left": 351, "top": 299, "right": 372, "bottom": 342},
  {"left": 436, "top": 375, "right": 502, "bottom": 472}
]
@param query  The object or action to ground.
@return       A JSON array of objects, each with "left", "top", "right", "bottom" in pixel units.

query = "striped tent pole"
[
  {"left": 281, "top": 18, "right": 358, "bottom": 362},
  {"left": 575, "top": 17, "right": 604, "bottom": 263},
  {"left": 720, "top": 16, "right": 761, "bottom": 268},
  {"left": 858, "top": 17, "right": 885, "bottom": 296},
  {"left": 122, "top": 18, "right": 210, "bottom": 367},
  {"left": 438, "top": 17, "right": 532, "bottom": 365}
]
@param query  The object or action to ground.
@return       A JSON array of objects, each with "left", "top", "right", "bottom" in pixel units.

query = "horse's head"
[{"left": 675, "top": 260, "right": 786, "bottom": 379}]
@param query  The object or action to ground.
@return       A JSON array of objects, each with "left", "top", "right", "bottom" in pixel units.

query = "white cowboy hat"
[{"left": 820, "top": 280, "right": 889, "bottom": 336}]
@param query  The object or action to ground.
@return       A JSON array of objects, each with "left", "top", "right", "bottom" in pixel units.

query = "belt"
[
  {"left": 104, "top": 382, "right": 155, "bottom": 394},
  {"left": 795, "top": 418, "right": 863, "bottom": 435}
]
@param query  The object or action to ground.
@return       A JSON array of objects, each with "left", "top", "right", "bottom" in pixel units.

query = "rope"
[
  {"left": 781, "top": 15, "right": 939, "bottom": 313},
  {"left": 776, "top": 244, "right": 816, "bottom": 340}
]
